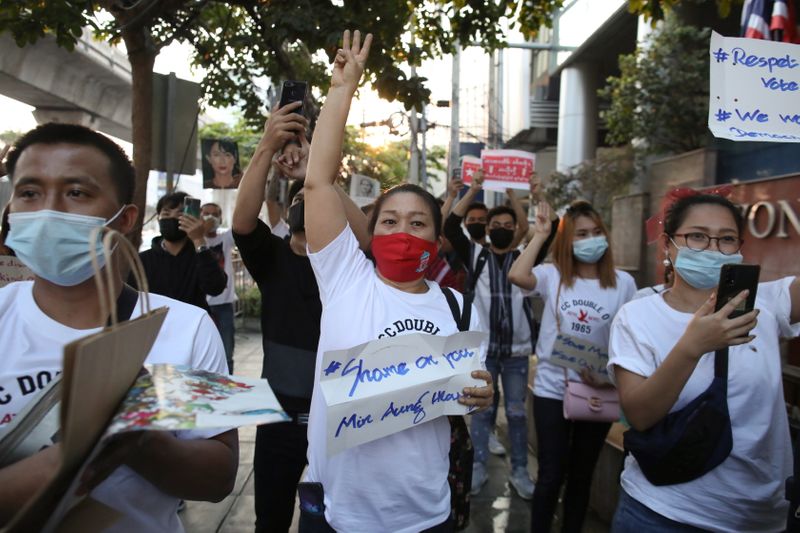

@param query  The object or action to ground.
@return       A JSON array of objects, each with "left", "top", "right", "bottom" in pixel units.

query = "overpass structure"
[{"left": 0, "top": 28, "right": 132, "bottom": 141}]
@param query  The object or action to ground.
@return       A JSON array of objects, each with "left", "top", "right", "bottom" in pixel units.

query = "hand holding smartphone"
[
  {"left": 715, "top": 264, "right": 760, "bottom": 319},
  {"left": 279, "top": 80, "right": 308, "bottom": 116}
]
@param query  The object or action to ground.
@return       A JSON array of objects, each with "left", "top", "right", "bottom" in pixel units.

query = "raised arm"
[
  {"left": 451, "top": 169, "right": 483, "bottom": 217},
  {"left": 441, "top": 177, "right": 463, "bottom": 227},
  {"left": 232, "top": 101, "right": 307, "bottom": 235},
  {"left": 265, "top": 170, "right": 283, "bottom": 228},
  {"left": 336, "top": 186, "right": 371, "bottom": 250},
  {"left": 508, "top": 201, "right": 553, "bottom": 290},
  {"left": 507, "top": 188, "right": 529, "bottom": 248},
  {"left": 304, "top": 30, "right": 372, "bottom": 252}
]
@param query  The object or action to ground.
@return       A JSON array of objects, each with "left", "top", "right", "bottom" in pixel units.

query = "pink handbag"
[{"left": 562, "top": 380, "right": 620, "bottom": 422}]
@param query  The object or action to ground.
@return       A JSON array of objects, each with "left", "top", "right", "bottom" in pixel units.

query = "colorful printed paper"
[
  {"left": 106, "top": 365, "right": 289, "bottom": 435},
  {"left": 320, "top": 331, "right": 488, "bottom": 456},
  {"left": 709, "top": 31, "right": 800, "bottom": 142}
]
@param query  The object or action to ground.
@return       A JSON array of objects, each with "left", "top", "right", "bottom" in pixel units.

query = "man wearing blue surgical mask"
[{"left": 0, "top": 123, "right": 238, "bottom": 530}]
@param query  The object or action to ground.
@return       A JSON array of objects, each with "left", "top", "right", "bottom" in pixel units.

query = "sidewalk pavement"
[{"left": 181, "top": 328, "right": 609, "bottom": 533}]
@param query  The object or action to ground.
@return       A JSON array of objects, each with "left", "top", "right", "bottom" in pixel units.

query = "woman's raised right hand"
[
  {"left": 331, "top": 29, "right": 373, "bottom": 91},
  {"left": 677, "top": 290, "right": 759, "bottom": 358}
]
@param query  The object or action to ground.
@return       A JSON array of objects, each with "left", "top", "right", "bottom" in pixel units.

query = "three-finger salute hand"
[{"left": 332, "top": 29, "right": 373, "bottom": 90}]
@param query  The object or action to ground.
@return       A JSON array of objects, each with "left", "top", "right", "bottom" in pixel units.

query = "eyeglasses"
[{"left": 671, "top": 232, "right": 743, "bottom": 255}]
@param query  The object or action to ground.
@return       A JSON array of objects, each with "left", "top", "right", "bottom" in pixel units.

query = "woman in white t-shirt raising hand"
[
  {"left": 508, "top": 200, "right": 636, "bottom": 533},
  {"left": 300, "top": 30, "right": 494, "bottom": 533},
  {"left": 608, "top": 192, "right": 799, "bottom": 532}
]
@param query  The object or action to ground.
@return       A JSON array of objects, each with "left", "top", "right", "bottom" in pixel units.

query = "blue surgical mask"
[
  {"left": 673, "top": 246, "right": 743, "bottom": 289},
  {"left": 573, "top": 235, "right": 608, "bottom": 264},
  {"left": 6, "top": 207, "right": 125, "bottom": 286}
]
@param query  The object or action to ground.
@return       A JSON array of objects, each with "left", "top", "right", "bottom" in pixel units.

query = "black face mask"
[
  {"left": 287, "top": 202, "right": 305, "bottom": 233},
  {"left": 465, "top": 222, "right": 486, "bottom": 241},
  {"left": 489, "top": 227, "right": 514, "bottom": 249},
  {"left": 159, "top": 218, "right": 186, "bottom": 242}
]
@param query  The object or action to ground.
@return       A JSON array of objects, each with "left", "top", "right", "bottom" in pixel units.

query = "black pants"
[
  {"left": 530, "top": 395, "right": 611, "bottom": 533},
  {"left": 254, "top": 418, "right": 309, "bottom": 533}
]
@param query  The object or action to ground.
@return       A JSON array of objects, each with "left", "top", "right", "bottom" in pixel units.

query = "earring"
[{"left": 662, "top": 258, "right": 671, "bottom": 267}]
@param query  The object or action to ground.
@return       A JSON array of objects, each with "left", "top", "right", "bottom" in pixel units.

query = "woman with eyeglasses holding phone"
[
  {"left": 607, "top": 192, "right": 800, "bottom": 532},
  {"left": 509, "top": 200, "right": 636, "bottom": 533}
]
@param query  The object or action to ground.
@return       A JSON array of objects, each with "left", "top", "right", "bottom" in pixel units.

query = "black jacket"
[{"left": 135, "top": 236, "right": 227, "bottom": 310}]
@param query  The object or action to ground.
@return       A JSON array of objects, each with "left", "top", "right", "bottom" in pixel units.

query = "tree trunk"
[{"left": 122, "top": 28, "right": 156, "bottom": 250}]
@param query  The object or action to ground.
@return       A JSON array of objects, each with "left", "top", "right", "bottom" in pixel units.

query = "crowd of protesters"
[{"left": 0, "top": 27, "right": 797, "bottom": 533}]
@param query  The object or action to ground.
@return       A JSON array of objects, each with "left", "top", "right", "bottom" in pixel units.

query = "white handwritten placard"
[
  {"left": 549, "top": 333, "right": 611, "bottom": 383},
  {"left": 709, "top": 31, "right": 800, "bottom": 142},
  {"left": 0, "top": 255, "right": 34, "bottom": 288},
  {"left": 480, "top": 149, "right": 535, "bottom": 190},
  {"left": 460, "top": 156, "right": 482, "bottom": 186},
  {"left": 320, "top": 331, "right": 488, "bottom": 456}
]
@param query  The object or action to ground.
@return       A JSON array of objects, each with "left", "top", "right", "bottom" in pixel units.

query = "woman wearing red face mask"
[{"left": 300, "top": 30, "right": 494, "bottom": 533}]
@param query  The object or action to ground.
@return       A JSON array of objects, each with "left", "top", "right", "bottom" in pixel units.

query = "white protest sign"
[
  {"left": 480, "top": 149, "right": 535, "bottom": 190},
  {"left": 549, "top": 333, "right": 611, "bottom": 383},
  {"left": 460, "top": 156, "right": 481, "bottom": 186},
  {"left": 709, "top": 31, "right": 800, "bottom": 142},
  {"left": 0, "top": 255, "right": 34, "bottom": 288},
  {"left": 320, "top": 331, "right": 488, "bottom": 456}
]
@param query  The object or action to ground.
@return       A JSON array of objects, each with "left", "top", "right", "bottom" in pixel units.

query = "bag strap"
[
  {"left": 714, "top": 347, "right": 729, "bottom": 383},
  {"left": 468, "top": 246, "right": 491, "bottom": 294},
  {"left": 440, "top": 286, "right": 471, "bottom": 332}
]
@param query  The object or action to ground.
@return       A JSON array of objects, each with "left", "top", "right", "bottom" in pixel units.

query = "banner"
[
  {"left": 320, "top": 331, "right": 487, "bottom": 456},
  {"left": 709, "top": 31, "right": 800, "bottom": 143},
  {"left": 480, "top": 149, "right": 535, "bottom": 190}
]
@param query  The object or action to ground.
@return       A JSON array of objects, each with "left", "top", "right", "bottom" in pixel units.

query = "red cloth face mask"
[{"left": 371, "top": 232, "right": 438, "bottom": 283}]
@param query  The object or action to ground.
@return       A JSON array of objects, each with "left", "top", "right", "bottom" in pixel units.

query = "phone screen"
[{"left": 183, "top": 197, "right": 201, "bottom": 218}]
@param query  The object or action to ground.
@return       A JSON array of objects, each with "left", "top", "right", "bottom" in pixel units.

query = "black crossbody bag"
[{"left": 623, "top": 348, "right": 733, "bottom": 486}]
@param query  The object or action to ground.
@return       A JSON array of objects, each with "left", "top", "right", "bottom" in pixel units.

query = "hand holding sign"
[{"left": 320, "top": 331, "right": 488, "bottom": 455}]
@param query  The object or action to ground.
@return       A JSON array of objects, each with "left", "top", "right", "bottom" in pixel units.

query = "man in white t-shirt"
[
  {"left": 0, "top": 123, "right": 238, "bottom": 531},
  {"left": 201, "top": 202, "right": 238, "bottom": 372}
]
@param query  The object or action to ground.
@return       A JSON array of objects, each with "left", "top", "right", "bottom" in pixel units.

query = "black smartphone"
[
  {"left": 278, "top": 80, "right": 308, "bottom": 116},
  {"left": 297, "top": 482, "right": 325, "bottom": 515},
  {"left": 715, "top": 263, "right": 760, "bottom": 319},
  {"left": 183, "top": 197, "right": 201, "bottom": 218}
]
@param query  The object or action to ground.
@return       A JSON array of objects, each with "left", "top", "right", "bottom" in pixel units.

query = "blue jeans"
[
  {"left": 470, "top": 355, "right": 529, "bottom": 469},
  {"left": 209, "top": 303, "right": 235, "bottom": 373},
  {"left": 612, "top": 489, "right": 710, "bottom": 532}
]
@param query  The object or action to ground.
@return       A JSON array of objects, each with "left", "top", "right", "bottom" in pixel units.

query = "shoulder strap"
[
  {"left": 468, "top": 246, "right": 491, "bottom": 293},
  {"left": 714, "top": 347, "right": 729, "bottom": 382},
  {"left": 107, "top": 284, "right": 139, "bottom": 326},
  {"left": 440, "top": 286, "right": 472, "bottom": 332}
]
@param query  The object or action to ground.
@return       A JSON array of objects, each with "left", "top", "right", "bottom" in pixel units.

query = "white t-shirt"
[
  {"left": 306, "top": 226, "right": 486, "bottom": 533},
  {"left": 205, "top": 230, "right": 238, "bottom": 306},
  {"left": 530, "top": 263, "right": 636, "bottom": 400},
  {"left": 608, "top": 278, "right": 797, "bottom": 532},
  {"left": 0, "top": 281, "right": 228, "bottom": 532},
  {"left": 632, "top": 283, "right": 666, "bottom": 300},
  {"left": 269, "top": 218, "right": 290, "bottom": 239},
  {"left": 469, "top": 242, "right": 533, "bottom": 357}
]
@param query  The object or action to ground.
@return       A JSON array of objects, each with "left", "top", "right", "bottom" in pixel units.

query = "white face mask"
[
  {"left": 6, "top": 207, "right": 125, "bottom": 286},
  {"left": 203, "top": 214, "right": 221, "bottom": 232}
]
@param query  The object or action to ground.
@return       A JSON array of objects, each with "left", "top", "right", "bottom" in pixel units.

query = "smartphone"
[
  {"left": 278, "top": 80, "right": 308, "bottom": 116},
  {"left": 297, "top": 482, "right": 325, "bottom": 515},
  {"left": 715, "top": 264, "right": 760, "bottom": 319},
  {"left": 183, "top": 197, "right": 201, "bottom": 218}
]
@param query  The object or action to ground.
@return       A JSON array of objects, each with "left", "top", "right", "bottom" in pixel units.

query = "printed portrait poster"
[
  {"left": 201, "top": 138, "right": 243, "bottom": 189},
  {"left": 350, "top": 174, "right": 380, "bottom": 207}
]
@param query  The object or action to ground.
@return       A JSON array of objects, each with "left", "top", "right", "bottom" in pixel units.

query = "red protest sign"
[
  {"left": 460, "top": 156, "right": 481, "bottom": 185},
  {"left": 480, "top": 149, "right": 535, "bottom": 190}
]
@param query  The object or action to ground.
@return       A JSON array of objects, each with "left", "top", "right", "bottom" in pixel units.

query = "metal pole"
[
  {"left": 448, "top": 41, "right": 460, "bottom": 180},
  {"left": 420, "top": 103, "right": 428, "bottom": 188},
  {"left": 165, "top": 72, "right": 177, "bottom": 193}
]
